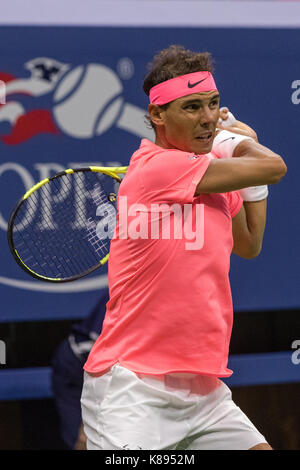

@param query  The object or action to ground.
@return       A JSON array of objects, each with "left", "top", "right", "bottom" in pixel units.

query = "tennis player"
[{"left": 81, "top": 45, "right": 287, "bottom": 450}]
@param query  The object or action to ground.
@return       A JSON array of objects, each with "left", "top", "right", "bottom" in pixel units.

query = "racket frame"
[{"left": 7, "top": 166, "right": 128, "bottom": 283}]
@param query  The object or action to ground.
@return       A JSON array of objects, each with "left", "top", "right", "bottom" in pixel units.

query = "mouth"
[{"left": 195, "top": 132, "right": 213, "bottom": 144}]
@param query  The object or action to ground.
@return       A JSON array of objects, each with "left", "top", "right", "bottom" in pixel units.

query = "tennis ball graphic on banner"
[
  {"left": 53, "top": 64, "right": 124, "bottom": 138},
  {"left": 0, "top": 57, "right": 153, "bottom": 145}
]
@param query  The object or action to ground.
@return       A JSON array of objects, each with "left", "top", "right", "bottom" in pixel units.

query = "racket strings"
[
  {"left": 50, "top": 175, "right": 105, "bottom": 272},
  {"left": 12, "top": 171, "right": 119, "bottom": 280},
  {"left": 37, "top": 179, "right": 90, "bottom": 277},
  {"left": 14, "top": 185, "right": 84, "bottom": 279},
  {"left": 13, "top": 191, "right": 64, "bottom": 279},
  {"left": 34, "top": 180, "right": 87, "bottom": 278},
  {"left": 71, "top": 175, "right": 115, "bottom": 260},
  {"left": 84, "top": 182, "right": 117, "bottom": 257},
  {"left": 51, "top": 172, "right": 115, "bottom": 274},
  {"left": 15, "top": 176, "right": 103, "bottom": 278}
]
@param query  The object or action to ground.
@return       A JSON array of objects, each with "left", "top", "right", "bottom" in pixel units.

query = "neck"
[{"left": 154, "top": 128, "right": 175, "bottom": 150}]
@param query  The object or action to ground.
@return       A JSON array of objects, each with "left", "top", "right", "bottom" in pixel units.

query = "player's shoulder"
[{"left": 130, "top": 141, "right": 190, "bottom": 171}]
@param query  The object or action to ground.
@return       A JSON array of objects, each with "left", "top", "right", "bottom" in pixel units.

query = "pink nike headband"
[{"left": 149, "top": 71, "right": 218, "bottom": 106}]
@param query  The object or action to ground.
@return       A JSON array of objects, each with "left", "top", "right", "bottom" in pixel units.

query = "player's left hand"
[
  {"left": 217, "top": 107, "right": 258, "bottom": 142},
  {"left": 218, "top": 107, "right": 231, "bottom": 124}
]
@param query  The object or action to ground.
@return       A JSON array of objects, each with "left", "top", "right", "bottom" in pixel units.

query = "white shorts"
[{"left": 81, "top": 363, "right": 267, "bottom": 450}]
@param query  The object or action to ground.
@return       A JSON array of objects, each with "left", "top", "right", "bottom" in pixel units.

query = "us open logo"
[
  {"left": 0, "top": 58, "right": 153, "bottom": 144},
  {"left": 0, "top": 58, "right": 154, "bottom": 293}
]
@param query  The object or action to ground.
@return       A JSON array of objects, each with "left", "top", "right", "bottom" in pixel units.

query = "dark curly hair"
[{"left": 143, "top": 45, "right": 215, "bottom": 129}]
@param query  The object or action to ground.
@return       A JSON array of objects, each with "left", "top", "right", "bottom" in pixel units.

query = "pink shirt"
[{"left": 84, "top": 133, "right": 245, "bottom": 377}]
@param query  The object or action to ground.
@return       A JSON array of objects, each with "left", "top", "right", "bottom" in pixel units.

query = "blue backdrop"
[{"left": 1, "top": 26, "right": 299, "bottom": 322}]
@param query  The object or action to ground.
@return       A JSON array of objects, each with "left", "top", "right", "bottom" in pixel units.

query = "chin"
[{"left": 193, "top": 142, "right": 213, "bottom": 155}]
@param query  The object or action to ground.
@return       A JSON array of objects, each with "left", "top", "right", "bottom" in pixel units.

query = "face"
[{"left": 152, "top": 91, "right": 220, "bottom": 154}]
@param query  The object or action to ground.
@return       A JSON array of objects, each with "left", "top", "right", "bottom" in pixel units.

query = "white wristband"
[
  {"left": 218, "top": 108, "right": 237, "bottom": 127},
  {"left": 239, "top": 185, "right": 268, "bottom": 202}
]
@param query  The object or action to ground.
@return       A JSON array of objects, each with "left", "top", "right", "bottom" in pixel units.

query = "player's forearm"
[
  {"left": 233, "top": 139, "right": 287, "bottom": 185},
  {"left": 242, "top": 199, "right": 267, "bottom": 257}
]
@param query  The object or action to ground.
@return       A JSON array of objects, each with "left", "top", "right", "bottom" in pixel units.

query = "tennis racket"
[{"left": 7, "top": 166, "right": 128, "bottom": 283}]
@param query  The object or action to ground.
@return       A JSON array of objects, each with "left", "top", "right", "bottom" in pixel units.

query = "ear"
[{"left": 148, "top": 104, "right": 165, "bottom": 127}]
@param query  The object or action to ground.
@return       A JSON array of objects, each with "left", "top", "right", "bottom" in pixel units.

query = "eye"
[
  {"left": 210, "top": 99, "right": 219, "bottom": 108},
  {"left": 184, "top": 103, "right": 199, "bottom": 111}
]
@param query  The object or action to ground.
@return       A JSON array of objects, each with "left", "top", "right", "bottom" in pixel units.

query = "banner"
[{"left": 0, "top": 26, "right": 299, "bottom": 321}]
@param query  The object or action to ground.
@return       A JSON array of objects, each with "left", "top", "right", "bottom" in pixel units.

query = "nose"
[{"left": 199, "top": 106, "right": 216, "bottom": 127}]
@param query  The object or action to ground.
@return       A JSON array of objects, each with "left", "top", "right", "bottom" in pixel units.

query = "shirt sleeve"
[
  {"left": 225, "top": 190, "right": 243, "bottom": 218},
  {"left": 139, "top": 149, "right": 211, "bottom": 205},
  {"left": 212, "top": 130, "right": 254, "bottom": 159}
]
